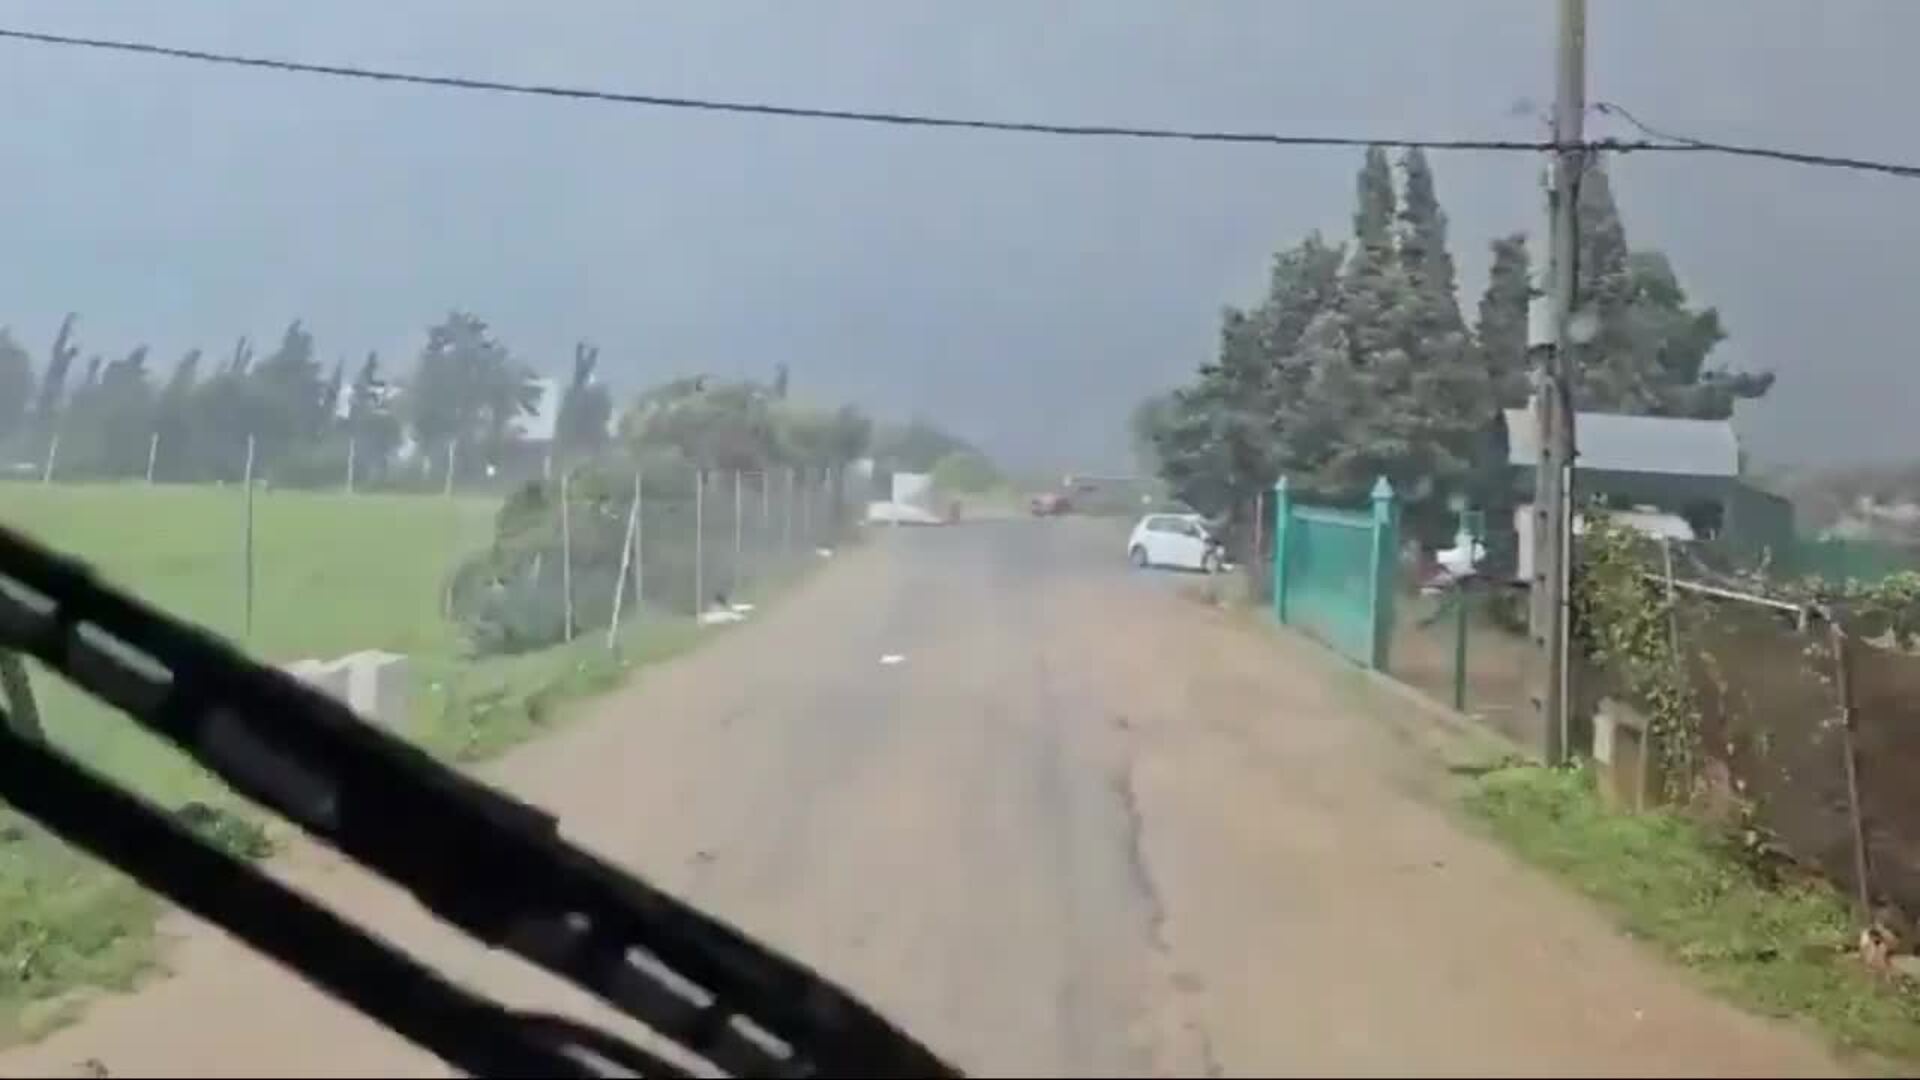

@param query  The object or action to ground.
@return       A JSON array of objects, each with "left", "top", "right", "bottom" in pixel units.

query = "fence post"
[
  {"left": 40, "top": 430, "right": 59, "bottom": 485},
  {"left": 1368, "top": 476, "right": 1397, "bottom": 671},
  {"left": 1271, "top": 477, "right": 1292, "bottom": 624},
  {"left": 694, "top": 467, "right": 706, "bottom": 614},
  {"left": 1251, "top": 489, "right": 1265, "bottom": 594},
  {"left": 632, "top": 469, "right": 645, "bottom": 617},
  {"left": 607, "top": 469, "right": 641, "bottom": 649},
  {"left": 146, "top": 431, "right": 160, "bottom": 485},
  {"left": 242, "top": 434, "right": 257, "bottom": 641},
  {"left": 1452, "top": 505, "right": 1477, "bottom": 711},
  {"left": 799, "top": 467, "right": 812, "bottom": 548},
  {"left": 783, "top": 467, "right": 795, "bottom": 557},
  {"left": 345, "top": 435, "right": 357, "bottom": 494},
  {"left": 732, "top": 469, "right": 744, "bottom": 594},
  {"left": 1831, "top": 620, "right": 1875, "bottom": 924},
  {"left": 443, "top": 440, "right": 457, "bottom": 497},
  {"left": 560, "top": 467, "right": 575, "bottom": 643}
]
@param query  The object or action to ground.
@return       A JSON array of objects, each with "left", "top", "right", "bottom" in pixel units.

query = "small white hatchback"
[{"left": 1126, "top": 512, "right": 1224, "bottom": 573}]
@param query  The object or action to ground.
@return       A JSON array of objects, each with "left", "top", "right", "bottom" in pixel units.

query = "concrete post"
[
  {"left": 1271, "top": 477, "right": 1293, "bottom": 624},
  {"left": 1368, "top": 476, "right": 1398, "bottom": 671}
]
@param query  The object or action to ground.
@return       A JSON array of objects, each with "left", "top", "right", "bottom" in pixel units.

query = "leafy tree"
[
  {"left": 31, "top": 314, "right": 78, "bottom": 436},
  {"left": 319, "top": 357, "right": 345, "bottom": 425},
  {"left": 74, "top": 354, "right": 103, "bottom": 399},
  {"left": 345, "top": 351, "right": 402, "bottom": 482},
  {"left": 1128, "top": 390, "right": 1178, "bottom": 475},
  {"left": 1142, "top": 147, "right": 1495, "bottom": 541},
  {"left": 1396, "top": 148, "right": 1466, "bottom": 340},
  {"left": 405, "top": 311, "right": 539, "bottom": 478},
  {"left": 0, "top": 329, "right": 33, "bottom": 444},
  {"left": 870, "top": 418, "right": 975, "bottom": 473},
  {"left": 775, "top": 400, "right": 872, "bottom": 469},
  {"left": 1141, "top": 233, "right": 1343, "bottom": 520},
  {"left": 250, "top": 319, "right": 325, "bottom": 463},
  {"left": 185, "top": 365, "right": 257, "bottom": 482},
  {"left": 63, "top": 345, "right": 155, "bottom": 477},
  {"left": 1393, "top": 149, "right": 1490, "bottom": 519},
  {"left": 623, "top": 376, "right": 777, "bottom": 470},
  {"left": 1316, "top": 149, "right": 1436, "bottom": 509},
  {"left": 150, "top": 348, "right": 202, "bottom": 481},
  {"left": 930, "top": 450, "right": 1000, "bottom": 494},
  {"left": 226, "top": 335, "right": 253, "bottom": 378},
  {"left": 1476, "top": 233, "right": 1534, "bottom": 407},
  {"left": 553, "top": 341, "right": 613, "bottom": 464},
  {"left": 1569, "top": 160, "right": 1771, "bottom": 419}
]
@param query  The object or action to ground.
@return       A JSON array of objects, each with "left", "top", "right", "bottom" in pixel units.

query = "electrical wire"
[
  {"left": 0, "top": 26, "right": 1578, "bottom": 151},
  {"left": 3, "top": 24, "right": 1918, "bottom": 180},
  {"left": 1593, "top": 100, "right": 1920, "bottom": 180}
]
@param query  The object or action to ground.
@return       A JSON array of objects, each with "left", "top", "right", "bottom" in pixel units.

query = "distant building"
[
  {"left": 513, "top": 377, "right": 564, "bottom": 447},
  {"left": 1480, "top": 403, "right": 1794, "bottom": 582}
]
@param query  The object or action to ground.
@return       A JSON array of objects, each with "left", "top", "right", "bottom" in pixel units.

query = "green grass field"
[
  {"left": 1, "top": 483, "right": 500, "bottom": 803},
  {"left": 0, "top": 481, "right": 729, "bottom": 1041}
]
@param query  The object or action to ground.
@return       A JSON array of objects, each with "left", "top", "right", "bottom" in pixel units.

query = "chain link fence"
[{"left": 443, "top": 464, "right": 853, "bottom": 655}]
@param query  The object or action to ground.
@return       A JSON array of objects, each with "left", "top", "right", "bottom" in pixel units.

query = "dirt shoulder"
[{"left": 1056, "top": 573, "right": 1846, "bottom": 1077}]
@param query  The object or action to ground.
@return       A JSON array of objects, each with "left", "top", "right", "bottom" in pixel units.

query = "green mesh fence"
[{"left": 1272, "top": 477, "right": 1397, "bottom": 669}]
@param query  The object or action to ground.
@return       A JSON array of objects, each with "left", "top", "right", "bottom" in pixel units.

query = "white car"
[{"left": 1127, "top": 512, "right": 1226, "bottom": 573}]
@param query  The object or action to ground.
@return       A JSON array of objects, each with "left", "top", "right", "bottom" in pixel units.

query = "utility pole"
[{"left": 1531, "top": 0, "right": 1585, "bottom": 765}]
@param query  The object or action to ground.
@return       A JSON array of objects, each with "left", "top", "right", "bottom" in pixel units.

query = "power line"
[
  {"left": 1593, "top": 101, "right": 1920, "bottom": 180},
  {"left": 2, "top": 25, "right": 1918, "bottom": 180},
  {"left": 0, "top": 26, "right": 1595, "bottom": 151}
]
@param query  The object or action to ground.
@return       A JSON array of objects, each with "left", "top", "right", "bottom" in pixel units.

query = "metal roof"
[{"left": 1502, "top": 408, "right": 1740, "bottom": 478}]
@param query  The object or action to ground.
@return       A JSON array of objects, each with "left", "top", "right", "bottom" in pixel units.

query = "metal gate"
[{"left": 1272, "top": 476, "right": 1397, "bottom": 669}]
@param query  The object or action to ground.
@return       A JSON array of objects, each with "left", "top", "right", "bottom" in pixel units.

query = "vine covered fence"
[{"left": 1574, "top": 518, "right": 1920, "bottom": 933}]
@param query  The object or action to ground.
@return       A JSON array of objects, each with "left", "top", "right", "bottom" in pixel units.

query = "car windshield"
[{"left": 0, "top": 5, "right": 1909, "bottom": 1078}]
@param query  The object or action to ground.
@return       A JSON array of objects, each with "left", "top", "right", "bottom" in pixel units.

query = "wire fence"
[
  {"left": 442, "top": 464, "right": 852, "bottom": 656},
  {"left": 0, "top": 459, "right": 855, "bottom": 791},
  {"left": 15, "top": 426, "right": 581, "bottom": 497},
  {"left": 1388, "top": 560, "right": 1536, "bottom": 748},
  {"left": 0, "top": 453, "right": 854, "bottom": 660}
]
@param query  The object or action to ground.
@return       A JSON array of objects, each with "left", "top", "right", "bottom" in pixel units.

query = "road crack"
[{"left": 1112, "top": 756, "right": 1224, "bottom": 1079}]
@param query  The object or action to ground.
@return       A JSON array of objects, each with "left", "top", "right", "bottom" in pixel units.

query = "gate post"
[
  {"left": 1368, "top": 477, "right": 1398, "bottom": 670},
  {"left": 1271, "top": 477, "right": 1292, "bottom": 624}
]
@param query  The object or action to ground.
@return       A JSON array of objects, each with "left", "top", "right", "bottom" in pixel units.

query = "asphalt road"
[{"left": 4, "top": 519, "right": 1847, "bottom": 1077}]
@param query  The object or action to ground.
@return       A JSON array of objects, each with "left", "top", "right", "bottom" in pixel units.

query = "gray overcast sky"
[{"left": 2, "top": 1, "right": 1916, "bottom": 472}]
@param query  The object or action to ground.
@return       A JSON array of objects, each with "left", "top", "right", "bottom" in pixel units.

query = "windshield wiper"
[{"left": 0, "top": 523, "right": 958, "bottom": 1079}]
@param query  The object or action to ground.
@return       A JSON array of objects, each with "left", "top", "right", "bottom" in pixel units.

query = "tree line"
[
  {"left": 1134, "top": 147, "right": 1773, "bottom": 543},
  {"left": 0, "top": 309, "right": 979, "bottom": 490},
  {"left": 0, "top": 309, "right": 597, "bottom": 488}
]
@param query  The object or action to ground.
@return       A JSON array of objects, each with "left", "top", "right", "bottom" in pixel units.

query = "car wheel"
[{"left": 1129, "top": 545, "right": 1149, "bottom": 569}]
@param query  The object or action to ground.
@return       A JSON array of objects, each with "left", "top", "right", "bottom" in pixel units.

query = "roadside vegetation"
[
  {"left": 0, "top": 290, "right": 983, "bottom": 1042},
  {"left": 0, "top": 475, "right": 844, "bottom": 1043},
  {"left": 1467, "top": 765, "right": 1920, "bottom": 1068},
  {"left": 1132, "top": 146, "right": 1769, "bottom": 547},
  {"left": 0, "top": 485, "right": 594, "bottom": 1040}
]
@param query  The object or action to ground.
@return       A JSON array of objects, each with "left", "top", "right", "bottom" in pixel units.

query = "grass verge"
[
  {"left": 1466, "top": 765, "right": 1920, "bottom": 1067},
  {"left": 0, "top": 483, "right": 846, "bottom": 1045}
]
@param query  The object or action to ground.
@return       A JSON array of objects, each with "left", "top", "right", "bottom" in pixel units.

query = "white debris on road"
[{"left": 879, "top": 654, "right": 905, "bottom": 665}]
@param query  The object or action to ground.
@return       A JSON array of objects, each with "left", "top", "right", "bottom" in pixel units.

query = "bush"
[
  {"left": 447, "top": 462, "right": 766, "bottom": 654},
  {"left": 930, "top": 451, "right": 1000, "bottom": 494},
  {"left": 174, "top": 802, "right": 274, "bottom": 862}
]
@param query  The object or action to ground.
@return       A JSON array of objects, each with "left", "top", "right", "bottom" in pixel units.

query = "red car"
[{"left": 1028, "top": 492, "right": 1070, "bottom": 516}]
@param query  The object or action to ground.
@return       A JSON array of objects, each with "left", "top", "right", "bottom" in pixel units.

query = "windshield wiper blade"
[
  {"left": 0, "top": 721, "right": 677, "bottom": 1077},
  {"left": 0, "top": 523, "right": 958, "bottom": 1078}
]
